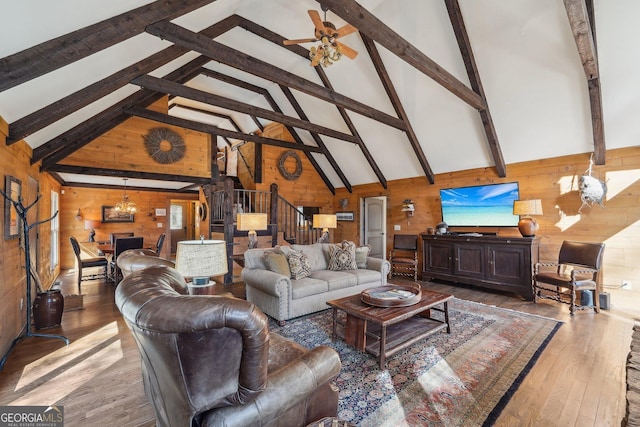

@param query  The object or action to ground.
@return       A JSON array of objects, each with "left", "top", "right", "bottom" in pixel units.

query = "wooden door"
[{"left": 364, "top": 196, "right": 386, "bottom": 259}]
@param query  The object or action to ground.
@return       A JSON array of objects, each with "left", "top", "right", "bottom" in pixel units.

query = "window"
[
  {"left": 170, "top": 204, "right": 183, "bottom": 230},
  {"left": 50, "top": 190, "right": 59, "bottom": 270}
]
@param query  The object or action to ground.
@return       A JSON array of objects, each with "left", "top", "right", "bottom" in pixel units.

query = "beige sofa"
[{"left": 241, "top": 242, "right": 390, "bottom": 324}]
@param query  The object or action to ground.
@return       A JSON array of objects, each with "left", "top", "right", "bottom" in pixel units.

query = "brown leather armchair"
[
  {"left": 115, "top": 265, "right": 341, "bottom": 427},
  {"left": 116, "top": 248, "right": 173, "bottom": 279}
]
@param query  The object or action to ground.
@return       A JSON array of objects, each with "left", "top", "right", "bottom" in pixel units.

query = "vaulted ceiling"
[{"left": 1, "top": 0, "right": 638, "bottom": 193}]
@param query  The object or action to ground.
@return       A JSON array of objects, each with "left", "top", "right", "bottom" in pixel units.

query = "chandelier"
[
  {"left": 309, "top": 33, "right": 342, "bottom": 67},
  {"left": 115, "top": 178, "right": 137, "bottom": 214}
]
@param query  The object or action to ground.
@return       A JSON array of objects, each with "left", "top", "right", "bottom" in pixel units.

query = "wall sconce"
[
  {"left": 237, "top": 213, "right": 268, "bottom": 249},
  {"left": 313, "top": 214, "right": 337, "bottom": 244},
  {"left": 513, "top": 199, "right": 543, "bottom": 237},
  {"left": 75, "top": 209, "right": 83, "bottom": 221},
  {"left": 401, "top": 199, "right": 415, "bottom": 224}
]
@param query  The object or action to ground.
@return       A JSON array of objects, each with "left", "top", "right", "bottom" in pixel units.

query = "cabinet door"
[
  {"left": 424, "top": 241, "right": 453, "bottom": 274},
  {"left": 454, "top": 244, "right": 484, "bottom": 278},
  {"left": 487, "top": 244, "right": 526, "bottom": 284}
]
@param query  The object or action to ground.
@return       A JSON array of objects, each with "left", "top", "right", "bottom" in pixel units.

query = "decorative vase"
[{"left": 33, "top": 290, "right": 64, "bottom": 329}]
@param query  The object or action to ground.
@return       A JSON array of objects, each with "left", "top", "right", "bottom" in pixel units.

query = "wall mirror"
[{"left": 4, "top": 175, "right": 21, "bottom": 240}]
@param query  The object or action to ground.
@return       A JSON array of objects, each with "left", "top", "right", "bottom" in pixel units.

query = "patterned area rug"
[{"left": 270, "top": 298, "right": 561, "bottom": 427}]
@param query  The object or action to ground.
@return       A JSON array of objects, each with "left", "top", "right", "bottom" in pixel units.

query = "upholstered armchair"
[{"left": 115, "top": 265, "right": 341, "bottom": 427}]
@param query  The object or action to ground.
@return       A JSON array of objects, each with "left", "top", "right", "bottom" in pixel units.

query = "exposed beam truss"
[{"left": 563, "top": 0, "right": 605, "bottom": 164}]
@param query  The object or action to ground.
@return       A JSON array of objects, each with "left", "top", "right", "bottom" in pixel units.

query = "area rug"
[{"left": 270, "top": 298, "right": 561, "bottom": 427}]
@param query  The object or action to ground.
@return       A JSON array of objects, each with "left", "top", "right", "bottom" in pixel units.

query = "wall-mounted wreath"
[
  {"left": 143, "top": 127, "right": 186, "bottom": 164},
  {"left": 277, "top": 150, "right": 303, "bottom": 180}
]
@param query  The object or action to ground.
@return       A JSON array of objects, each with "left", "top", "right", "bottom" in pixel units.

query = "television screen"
[{"left": 440, "top": 182, "right": 520, "bottom": 227}]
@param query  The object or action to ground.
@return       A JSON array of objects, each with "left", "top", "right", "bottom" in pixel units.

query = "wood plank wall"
[
  {"left": 332, "top": 146, "right": 640, "bottom": 288},
  {"left": 59, "top": 186, "right": 197, "bottom": 267},
  {"left": 60, "top": 97, "right": 212, "bottom": 178},
  {"left": 254, "top": 123, "right": 334, "bottom": 218},
  {"left": 0, "top": 117, "right": 61, "bottom": 359}
]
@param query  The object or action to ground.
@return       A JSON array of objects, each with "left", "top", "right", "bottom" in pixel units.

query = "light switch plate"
[
  {"left": 157, "top": 223, "right": 163, "bottom": 227},
  {"left": 394, "top": 224, "right": 401, "bottom": 231}
]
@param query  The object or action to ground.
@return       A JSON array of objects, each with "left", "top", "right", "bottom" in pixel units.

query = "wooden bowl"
[{"left": 361, "top": 284, "right": 422, "bottom": 307}]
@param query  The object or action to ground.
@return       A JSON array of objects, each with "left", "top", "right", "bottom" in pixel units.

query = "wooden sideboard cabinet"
[{"left": 421, "top": 234, "right": 540, "bottom": 300}]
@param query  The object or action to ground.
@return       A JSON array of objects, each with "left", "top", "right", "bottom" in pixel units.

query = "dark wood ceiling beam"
[
  {"left": 280, "top": 85, "right": 352, "bottom": 192},
  {"left": 126, "top": 106, "right": 324, "bottom": 154},
  {"left": 36, "top": 57, "right": 208, "bottom": 167},
  {"left": 38, "top": 96, "right": 156, "bottom": 170},
  {"left": 132, "top": 74, "right": 359, "bottom": 144},
  {"left": 361, "top": 34, "right": 435, "bottom": 184},
  {"left": 145, "top": 20, "right": 407, "bottom": 131},
  {"left": 0, "top": 0, "right": 218, "bottom": 93},
  {"left": 169, "top": 104, "right": 238, "bottom": 146},
  {"left": 317, "top": 0, "right": 485, "bottom": 111},
  {"left": 564, "top": 0, "right": 605, "bottom": 164},
  {"left": 198, "top": 67, "right": 335, "bottom": 193},
  {"left": 7, "top": 15, "right": 242, "bottom": 145},
  {"left": 236, "top": 17, "right": 387, "bottom": 189},
  {"left": 445, "top": 0, "right": 506, "bottom": 177},
  {"left": 49, "top": 164, "right": 210, "bottom": 186}
]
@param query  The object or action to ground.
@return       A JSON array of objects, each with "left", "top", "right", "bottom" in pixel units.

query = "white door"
[{"left": 363, "top": 197, "right": 386, "bottom": 259}]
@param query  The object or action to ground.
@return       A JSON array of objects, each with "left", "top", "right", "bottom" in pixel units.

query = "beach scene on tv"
[{"left": 440, "top": 183, "right": 520, "bottom": 227}]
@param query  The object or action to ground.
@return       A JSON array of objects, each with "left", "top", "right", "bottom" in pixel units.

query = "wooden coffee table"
[{"left": 327, "top": 287, "right": 452, "bottom": 369}]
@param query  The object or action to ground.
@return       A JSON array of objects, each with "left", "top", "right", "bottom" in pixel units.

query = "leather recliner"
[
  {"left": 116, "top": 248, "right": 174, "bottom": 279},
  {"left": 115, "top": 265, "right": 342, "bottom": 427}
]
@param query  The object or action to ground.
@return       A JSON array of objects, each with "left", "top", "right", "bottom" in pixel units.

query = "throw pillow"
[
  {"left": 288, "top": 250, "right": 311, "bottom": 280},
  {"left": 328, "top": 242, "right": 358, "bottom": 271},
  {"left": 263, "top": 252, "right": 291, "bottom": 277},
  {"left": 355, "top": 244, "right": 371, "bottom": 269}
]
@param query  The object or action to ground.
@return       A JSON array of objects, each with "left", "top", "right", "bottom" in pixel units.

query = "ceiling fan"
[{"left": 283, "top": 9, "right": 359, "bottom": 67}]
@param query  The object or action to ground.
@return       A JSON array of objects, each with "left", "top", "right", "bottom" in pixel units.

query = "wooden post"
[
  {"left": 223, "top": 177, "right": 234, "bottom": 285},
  {"left": 270, "top": 183, "right": 278, "bottom": 247}
]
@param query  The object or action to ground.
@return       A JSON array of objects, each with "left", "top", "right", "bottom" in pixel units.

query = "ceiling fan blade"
[
  {"left": 308, "top": 10, "right": 327, "bottom": 34},
  {"left": 335, "top": 24, "right": 357, "bottom": 38},
  {"left": 336, "top": 41, "right": 358, "bottom": 59},
  {"left": 283, "top": 38, "right": 318, "bottom": 45}
]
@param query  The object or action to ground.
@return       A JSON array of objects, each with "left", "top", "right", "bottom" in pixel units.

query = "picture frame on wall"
[
  {"left": 4, "top": 175, "right": 21, "bottom": 240},
  {"left": 102, "top": 206, "right": 135, "bottom": 223},
  {"left": 336, "top": 211, "right": 354, "bottom": 222}
]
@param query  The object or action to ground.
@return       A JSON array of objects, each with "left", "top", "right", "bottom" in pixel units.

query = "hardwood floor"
[{"left": 0, "top": 268, "right": 634, "bottom": 426}]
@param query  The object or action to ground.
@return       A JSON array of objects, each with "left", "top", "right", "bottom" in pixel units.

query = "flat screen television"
[{"left": 439, "top": 182, "right": 520, "bottom": 227}]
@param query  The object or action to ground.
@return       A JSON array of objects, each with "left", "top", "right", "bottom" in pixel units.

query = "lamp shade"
[
  {"left": 236, "top": 213, "right": 268, "bottom": 231},
  {"left": 175, "top": 240, "right": 228, "bottom": 282},
  {"left": 84, "top": 220, "right": 99, "bottom": 231},
  {"left": 513, "top": 199, "right": 543, "bottom": 216},
  {"left": 313, "top": 214, "right": 337, "bottom": 230}
]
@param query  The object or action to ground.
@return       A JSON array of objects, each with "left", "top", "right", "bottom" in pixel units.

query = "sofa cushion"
[
  {"left": 290, "top": 276, "right": 329, "bottom": 299},
  {"left": 328, "top": 242, "right": 357, "bottom": 271},
  {"left": 355, "top": 245, "right": 371, "bottom": 269},
  {"left": 263, "top": 252, "right": 291, "bottom": 277},
  {"left": 293, "top": 243, "right": 327, "bottom": 271},
  {"left": 344, "top": 268, "right": 382, "bottom": 285},
  {"left": 288, "top": 250, "right": 312, "bottom": 280},
  {"left": 310, "top": 270, "right": 358, "bottom": 291}
]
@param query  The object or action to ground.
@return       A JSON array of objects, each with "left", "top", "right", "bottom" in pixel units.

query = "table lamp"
[
  {"left": 237, "top": 213, "right": 268, "bottom": 249},
  {"left": 513, "top": 199, "right": 543, "bottom": 237},
  {"left": 174, "top": 239, "right": 228, "bottom": 286},
  {"left": 313, "top": 214, "right": 337, "bottom": 244},
  {"left": 84, "top": 220, "right": 99, "bottom": 242}
]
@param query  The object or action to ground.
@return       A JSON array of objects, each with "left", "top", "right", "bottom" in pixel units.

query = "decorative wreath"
[
  {"left": 277, "top": 150, "right": 303, "bottom": 180},
  {"left": 143, "top": 127, "right": 186, "bottom": 164}
]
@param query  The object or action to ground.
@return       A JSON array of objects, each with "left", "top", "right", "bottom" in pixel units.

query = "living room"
[{"left": 1, "top": 1, "right": 640, "bottom": 426}]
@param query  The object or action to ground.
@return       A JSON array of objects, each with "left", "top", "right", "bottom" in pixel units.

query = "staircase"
[{"left": 206, "top": 177, "right": 322, "bottom": 283}]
